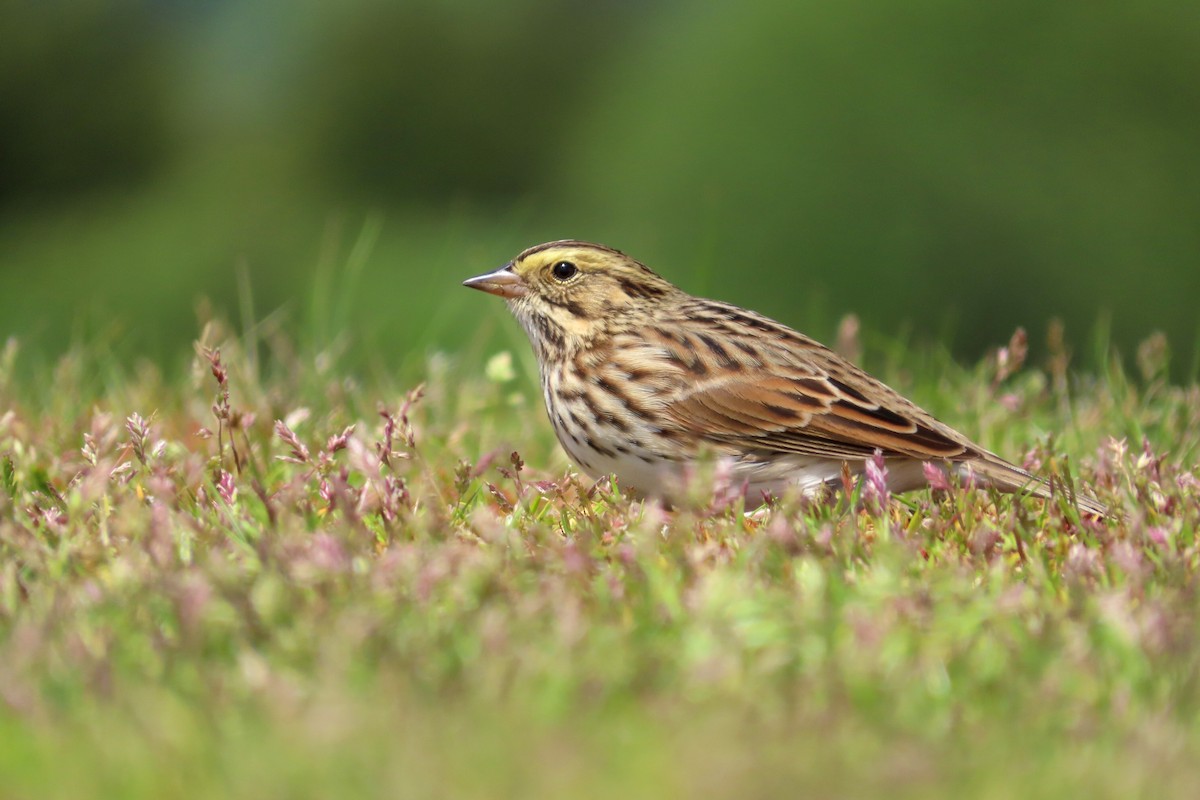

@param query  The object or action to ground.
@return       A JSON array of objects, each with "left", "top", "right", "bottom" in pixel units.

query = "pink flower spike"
[
  {"left": 325, "top": 425, "right": 356, "bottom": 454},
  {"left": 126, "top": 412, "right": 151, "bottom": 465},
  {"left": 923, "top": 461, "right": 952, "bottom": 492},
  {"left": 217, "top": 470, "right": 237, "bottom": 505},
  {"left": 206, "top": 348, "right": 227, "bottom": 387},
  {"left": 864, "top": 449, "right": 890, "bottom": 513},
  {"left": 274, "top": 419, "right": 311, "bottom": 464}
]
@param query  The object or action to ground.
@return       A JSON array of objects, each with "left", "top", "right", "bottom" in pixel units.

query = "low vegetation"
[{"left": 1, "top": 322, "right": 1198, "bottom": 798}]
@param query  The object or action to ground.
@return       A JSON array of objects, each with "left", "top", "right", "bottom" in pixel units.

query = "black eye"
[{"left": 551, "top": 261, "right": 577, "bottom": 281}]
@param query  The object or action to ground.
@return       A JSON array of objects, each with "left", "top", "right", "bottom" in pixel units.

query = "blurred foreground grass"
[{"left": 1, "top": 319, "right": 1199, "bottom": 798}]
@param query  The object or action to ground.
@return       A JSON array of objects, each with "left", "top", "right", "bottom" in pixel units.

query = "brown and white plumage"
[{"left": 464, "top": 240, "right": 1107, "bottom": 516}]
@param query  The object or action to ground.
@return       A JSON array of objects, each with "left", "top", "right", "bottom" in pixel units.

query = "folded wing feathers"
[
  {"left": 615, "top": 315, "right": 1109, "bottom": 516},
  {"left": 665, "top": 357, "right": 971, "bottom": 461}
]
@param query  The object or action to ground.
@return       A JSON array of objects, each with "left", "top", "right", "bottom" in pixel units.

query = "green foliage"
[
  {"left": 3, "top": 1, "right": 1199, "bottom": 370},
  {"left": 1, "top": 322, "right": 1198, "bottom": 796},
  {"left": 560, "top": 0, "right": 1200, "bottom": 363},
  {"left": 290, "top": 0, "right": 644, "bottom": 203},
  {"left": 0, "top": 0, "right": 178, "bottom": 206}
]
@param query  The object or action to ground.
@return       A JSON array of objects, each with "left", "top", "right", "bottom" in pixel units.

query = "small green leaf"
[{"left": 1, "top": 456, "right": 14, "bottom": 498}]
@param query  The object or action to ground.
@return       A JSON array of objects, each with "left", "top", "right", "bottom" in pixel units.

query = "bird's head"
[{"left": 463, "top": 240, "right": 677, "bottom": 354}]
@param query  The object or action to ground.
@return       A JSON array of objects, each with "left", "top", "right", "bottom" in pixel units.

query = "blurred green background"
[{"left": 3, "top": 0, "right": 1198, "bottom": 378}]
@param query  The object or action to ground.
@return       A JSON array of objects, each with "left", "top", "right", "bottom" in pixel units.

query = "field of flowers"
[{"left": 1, "top": 323, "right": 1198, "bottom": 797}]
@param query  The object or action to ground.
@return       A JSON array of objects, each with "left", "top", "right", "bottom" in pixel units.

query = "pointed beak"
[{"left": 463, "top": 264, "right": 527, "bottom": 299}]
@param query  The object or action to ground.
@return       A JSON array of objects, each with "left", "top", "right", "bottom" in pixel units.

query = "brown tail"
[{"left": 960, "top": 455, "right": 1110, "bottom": 519}]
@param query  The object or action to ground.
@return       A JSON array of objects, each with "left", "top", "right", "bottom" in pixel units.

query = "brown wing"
[
  {"left": 620, "top": 300, "right": 982, "bottom": 462},
  {"left": 665, "top": 370, "right": 975, "bottom": 460},
  {"left": 597, "top": 299, "right": 1110, "bottom": 515}
]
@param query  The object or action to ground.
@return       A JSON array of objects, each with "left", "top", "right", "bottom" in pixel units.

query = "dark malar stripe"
[
  {"left": 532, "top": 314, "right": 565, "bottom": 351},
  {"left": 544, "top": 296, "right": 590, "bottom": 319}
]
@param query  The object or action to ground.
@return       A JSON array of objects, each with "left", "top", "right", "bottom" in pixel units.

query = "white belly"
[
  {"left": 556, "top": 437, "right": 846, "bottom": 505},
  {"left": 558, "top": 433, "right": 933, "bottom": 506}
]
